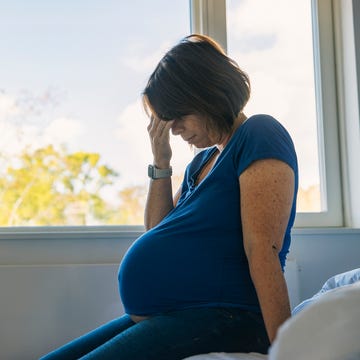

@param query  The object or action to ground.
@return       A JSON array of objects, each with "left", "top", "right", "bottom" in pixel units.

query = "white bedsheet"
[{"left": 183, "top": 352, "right": 267, "bottom": 360}]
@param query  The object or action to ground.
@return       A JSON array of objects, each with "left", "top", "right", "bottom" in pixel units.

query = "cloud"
[
  {"left": 0, "top": 105, "right": 83, "bottom": 156},
  {"left": 43, "top": 116, "right": 82, "bottom": 145},
  {"left": 0, "top": 92, "right": 22, "bottom": 121},
  {"left": 228, "top": 0, "right": 310, "bottom": 42},
  {"left": 120, "top": 41, "right": 172, "bottom": 73},
  {"left": 228, "top": 0, "right": 313, "bottom": 82},
  {"left": 227, "top": 0, "right": 318, "bottom": 188}
]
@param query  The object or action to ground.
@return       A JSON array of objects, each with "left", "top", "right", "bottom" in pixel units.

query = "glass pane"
[
  {"left": 226, "top": 0, "right": 321, "bottom": 212},
  {"left": 0, "top": 0, "right": 192, "bottom": 226}
]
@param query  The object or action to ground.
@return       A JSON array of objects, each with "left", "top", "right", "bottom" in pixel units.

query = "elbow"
[
  {"left": 143, "top": 217, "right": 154, "bottom": 231},
  {"left": 144, "top": 216, "right": 162, "bottom": 231},
  {"left": 245, "top": 242, "right": 281, "bottom": 271},
  {"left": 144, "top": 223, "right": 153, "bottom": 232}
]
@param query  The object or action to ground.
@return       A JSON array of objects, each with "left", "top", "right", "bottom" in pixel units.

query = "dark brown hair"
[{"left": 142, "top": 34, "right": 251, "bottom": 137}]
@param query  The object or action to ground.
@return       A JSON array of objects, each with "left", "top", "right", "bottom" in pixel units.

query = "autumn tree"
[
  {"left": 0, "top": 145, "right": 118, "bottom": 226},
  {"left": 0, "top": 89, "right": 154, "bottom": 226},
  {"left": 107, "top": 185, "right": 147, "bottom": 225}
]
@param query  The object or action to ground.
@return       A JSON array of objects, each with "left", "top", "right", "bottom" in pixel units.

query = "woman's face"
[{"left": 170, "top": 114, "right": 219, "bottom": 148}]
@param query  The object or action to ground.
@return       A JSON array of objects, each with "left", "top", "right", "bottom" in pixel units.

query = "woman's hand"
[
  {"left": 144, "top": 115, "right": 176, "bottom": 230},
  {"left": 147, "top": 115, "right": 174, "bottom": 168}
]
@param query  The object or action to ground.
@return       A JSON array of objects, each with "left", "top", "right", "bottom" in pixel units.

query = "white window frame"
[
  {"left": 333, "top": 0, "right": 360, "bottom": 228},
  {"left": 296, "top": 0, "right": 343, "bottom": 227}
]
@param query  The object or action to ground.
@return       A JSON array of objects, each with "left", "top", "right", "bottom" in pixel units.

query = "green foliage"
[{"left": 0, "top": 145, "right": 119, "bottom": 226}]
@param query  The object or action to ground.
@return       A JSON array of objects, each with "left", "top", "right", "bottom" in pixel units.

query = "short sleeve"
[{"left": 233, "top": 115, "right": 298, "bottom": 177}]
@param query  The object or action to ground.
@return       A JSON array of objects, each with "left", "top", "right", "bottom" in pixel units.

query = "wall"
[
  {"left": 290, "top": 228, "right": 360, "bottom": 299},
  {"left": 0, "top": 228, "right": 359, "bottom": 360},
  {"left": 0, "top": 264, "right": 121, "bottom": 360},
  {"left": 0, "top": 228, "right": 136, "bottom": 360}
]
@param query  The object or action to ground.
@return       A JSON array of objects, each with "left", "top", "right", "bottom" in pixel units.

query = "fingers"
[
  {"left": 147, "top": 115, "right": 174, "bottom": 165},
  {"left": 147, "top": 115, "right": 174, "bottom": 139}
]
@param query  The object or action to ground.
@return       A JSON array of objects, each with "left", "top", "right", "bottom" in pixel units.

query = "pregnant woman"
[{"left": 40, "top": 34, "right": 298, "bottom": 360}]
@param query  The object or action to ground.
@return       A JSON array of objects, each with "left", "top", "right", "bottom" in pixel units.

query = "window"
[
  {"left": 0, "top": 0, "right": 344, "bottom": 228},
  {"left": 226, "top": 0, "right": 320, "bottom": 212},
  {"left": 192, "top": 0, "right": 343, "bottom": 227},
  {"left": 0, "top": 0, "right": 192, "bottom": 226}
]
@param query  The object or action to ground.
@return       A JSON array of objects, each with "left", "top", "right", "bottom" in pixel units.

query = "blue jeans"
[{"left": 40, "top": 307, "right": 270, "bottom": 360}]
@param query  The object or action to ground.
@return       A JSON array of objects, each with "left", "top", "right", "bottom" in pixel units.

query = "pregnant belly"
[{"left": 118, "top": 228, "right": 223, "bottom": 315}]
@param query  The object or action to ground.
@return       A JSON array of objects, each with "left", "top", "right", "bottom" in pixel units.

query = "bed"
[{"left": 183, "top": 268, "right": 360, "bottom": 360}]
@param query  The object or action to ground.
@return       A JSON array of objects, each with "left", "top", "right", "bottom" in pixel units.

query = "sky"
[
  {"left": 226, "top": 0, "right": 320, "bottom": 191},
  {"left": 0, "top": 0, "right": 319, "bottom": 205},
  {"left": 0, "top": 0, "right": 193, "bottom": 196}
]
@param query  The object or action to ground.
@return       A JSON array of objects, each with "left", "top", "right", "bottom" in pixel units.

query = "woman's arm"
[
  {"left": 144, "top": 116, "right": 179, "bottom": 230},
  {"left": 239, "top": 158, "right": 295, "bottom": 343}
]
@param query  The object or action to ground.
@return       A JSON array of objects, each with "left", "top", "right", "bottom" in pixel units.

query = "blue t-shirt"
[{"left": 118, "top": 114, "right": 298, "bottom": 315}]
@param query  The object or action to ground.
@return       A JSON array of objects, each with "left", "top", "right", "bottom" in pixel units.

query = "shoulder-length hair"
[{"left": 142, "top": 34, "right": 250, "bottom": 137}]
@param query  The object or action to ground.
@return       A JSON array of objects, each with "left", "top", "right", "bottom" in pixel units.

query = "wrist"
[
  {"left": 153, "top": 161, "right": 171, "bottom": 169},
  {"left": 148, "top": 164, "right": 172, "bottom": 179}
]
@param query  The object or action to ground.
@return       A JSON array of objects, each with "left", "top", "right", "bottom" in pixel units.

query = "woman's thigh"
[
  {"left": 81, "top": 307, "right": 270, "bottom": 360},
  {"left": 40, "top": 314, "right": 135, "bottom": 360}
]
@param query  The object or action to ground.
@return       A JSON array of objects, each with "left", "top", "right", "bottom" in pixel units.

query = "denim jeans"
[{"left": 39, "top": 307, "right": 270, "bottom": 360}]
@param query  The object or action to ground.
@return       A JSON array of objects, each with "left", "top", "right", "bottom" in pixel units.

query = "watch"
[{"left": 148, "top": 164, "right": 173, "bottom": 179}]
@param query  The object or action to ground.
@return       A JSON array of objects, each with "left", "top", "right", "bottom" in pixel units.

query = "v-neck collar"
[
  {"left": 187, "top": 117, "right": 249, "bottom": 191},
  {"left": 189, "top": 147, "right": 219, "bottom": 189}
]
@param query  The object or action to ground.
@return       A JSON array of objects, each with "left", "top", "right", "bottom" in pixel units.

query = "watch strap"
[{"left": 148, "top": 164, "right": 172, "bottom": 179}]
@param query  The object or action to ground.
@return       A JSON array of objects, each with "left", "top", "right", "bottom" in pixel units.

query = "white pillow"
[{"left": 269, "top": 281, "right": 360, "bottom": 360}]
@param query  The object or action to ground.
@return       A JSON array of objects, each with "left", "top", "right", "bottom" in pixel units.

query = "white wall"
[
  {"left": 0, "top": 264, "right": 122, "bottom": 360},
  {"left": 290, "top": 228, "right": 360, "bottom": 299},
  {"left": 0, "top": 228, "right": 136, "bottom": 360},
  {"left": 0, "top": 228, "right": 359, "bottom": 360}
]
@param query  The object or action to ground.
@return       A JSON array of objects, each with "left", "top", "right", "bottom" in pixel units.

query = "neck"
[{"left": 217, "top": 112, "right": 247, "bottom": 152}]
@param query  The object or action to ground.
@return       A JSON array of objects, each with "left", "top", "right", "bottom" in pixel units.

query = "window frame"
[
  {"left": 333, "top": 0, "right": 360, "bottom": 228},
  {"left": 295, "top": 0, "right": 343, "bottom": 227}
]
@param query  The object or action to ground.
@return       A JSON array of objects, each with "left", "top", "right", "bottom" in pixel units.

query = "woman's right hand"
[{"left": 147, "top": 115, "right": 174, "bottom": 168}]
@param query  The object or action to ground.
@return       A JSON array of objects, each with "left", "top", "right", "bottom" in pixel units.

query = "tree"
[
  {"left": 107, "top": 185, "right": 147, "bottom": 225},
  {"left": 0, "top": 145, "right": 118, "bottom": 225},
  {"left": 107, "top": 173, "right": 185, "bottom": 225}
]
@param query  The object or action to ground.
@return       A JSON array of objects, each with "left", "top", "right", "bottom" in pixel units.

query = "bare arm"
[
  {"left": 239, "top": 158, "right": 294, "bottom": 343},
  {"left": 144, "top": 116, "right": 180, "bottom": 230}
]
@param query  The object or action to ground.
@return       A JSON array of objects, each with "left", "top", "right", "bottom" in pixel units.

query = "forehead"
[{"left": 177, "top": 113, "right": 206, "bottom": 123}]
